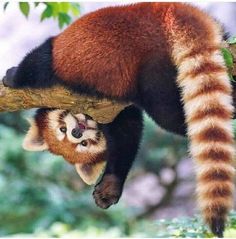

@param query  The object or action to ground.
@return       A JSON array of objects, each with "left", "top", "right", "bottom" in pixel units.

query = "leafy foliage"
[
  {"left": 19, "top": 2, "right": 30, "bottom": 18},
  {"left": 151, "top": 212, "right": 236, "bottom": 238},
  {"left": 222, "top": 48, "right": 234, "bottom": 69},
  {"left": 227, "top": 36, "right": 236, "bottom": 44},
  {"left": 3, "top": 2, "right": 80, "bottom": 29},
  {"left": 221, "top": 47, "right": 235, "bottom": 82}
]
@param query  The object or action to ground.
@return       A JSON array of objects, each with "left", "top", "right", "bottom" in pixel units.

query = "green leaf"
[
  {"left": 58, "top": 13, "right": 71, "bottom": 29},
  {"left": 70, "top": 3, "right": 80, "bottom": 16},
  {"left": 34, "top": 2, "right": 40, "bottom": 7},
  {"left": 229, "top": 73, "right": 236, "bottom": 82},
  {"left": 59, "top": 2, "right": 70, "bottom": 13},
  {"left": 232, "top": 119, "right": 236, "bottom": 135},
  {"left": 3, "top": 2, "right": 9, "bottom": 11},
  {"left": 227, "top": 37, "right": 236, "bottom": 45},
  {"left": 19, "top": 2, "right": 30, "bottom": 18},
  {"left": 40, "top": 5, "right": 53, "bottom": 22},
  {"left": 47, "top": 2, "right": 59, "bottom": 18},
  {"left": 221, "top": 48, "right": 234, "bottom": 68}
]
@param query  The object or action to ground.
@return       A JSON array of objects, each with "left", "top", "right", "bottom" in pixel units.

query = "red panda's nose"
[{"left": 72, "top": 128, "right": 82, "bottom": 138}]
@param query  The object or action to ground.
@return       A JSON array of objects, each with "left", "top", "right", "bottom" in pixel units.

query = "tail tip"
[{"left": 210, "top": 217, "right": 225, "bottom": 238}]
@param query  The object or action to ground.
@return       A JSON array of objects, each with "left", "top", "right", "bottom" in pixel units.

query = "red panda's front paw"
[
  {"left": 93, "top": 174, "right": 122, "bottom": 209},
  {"left": 3, "top": 67, "right": 18, "bottom": 88}
]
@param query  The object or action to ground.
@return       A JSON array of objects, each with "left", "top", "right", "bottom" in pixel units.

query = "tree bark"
[
  {"left": 0, "top": 84, "right": 129, "bottom": 123},
  {"left": 0, "top": 43, "right": 235, "bottom": 123}
]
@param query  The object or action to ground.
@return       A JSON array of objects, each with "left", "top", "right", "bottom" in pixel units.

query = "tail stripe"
[
  {"left": 184, "top": 81, "right": 231, "bottom": 102},
  {"left": 199, "top": 169, "right": 234, "bottom": 182},
  {"left": 176, "top": 45, "right": 220, "bottom": 65},
  {"left": 193, "top": 125, "right": 234, "bottom": 143},
  {"left": 187, "top": 62, "right": 225, "bottom": 79},
  {"left": 185, "top": 94, "right": 232, "bottom": 118},
  {"left": 179, "top": 72, "right": 232, "bottom": 99},
  {"left": 196, "top": 147, "right": 234, "bottom": 163},
  {"left": 198, "top": 182, "right": 233, "bottom": 198},
  {"left": 188, "top": 105, "right": 232, "bottom": 123}
]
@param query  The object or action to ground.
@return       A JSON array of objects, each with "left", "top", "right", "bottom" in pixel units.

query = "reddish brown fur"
[
  {"left": 187, "top": 101, "right": 232, "bottom": 123},
  {"left": 197, "top": 148, "right": 233, "bottom": 163},
  {"left": 193, "top": 126, "right": 234, "bottom": 143},
  {"left": 53, "top": 3, "right": 174, "bottom": 97}
]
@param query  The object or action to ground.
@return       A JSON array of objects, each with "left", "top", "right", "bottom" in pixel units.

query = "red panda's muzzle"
[{"left": 71, "top": 128, "right": 83, "bottom": 138}]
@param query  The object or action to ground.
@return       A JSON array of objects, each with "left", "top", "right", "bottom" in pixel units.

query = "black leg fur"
[
  {"left": 3, "top": 38, "right": 58, "bottom": 89},
  {"left": 93, "top": 105, "right": 143, "bottom": 209}
]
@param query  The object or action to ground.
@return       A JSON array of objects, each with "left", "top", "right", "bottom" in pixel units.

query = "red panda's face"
[
  {"left": 45, "top": 110, "right": 106, "bottom": 155},
  {"left": 23, "top": 109, "right": 107, "bottom": 185}
]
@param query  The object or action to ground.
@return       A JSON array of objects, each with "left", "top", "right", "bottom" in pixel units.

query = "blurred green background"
[
  {"left": 1, "top": 2, "right": 236, "bottom": 238},
  {"left": 0, "top": 111, "right": 189, "bottom": 237}
]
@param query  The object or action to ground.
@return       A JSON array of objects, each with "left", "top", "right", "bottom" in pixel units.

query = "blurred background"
[{"left": 0, "top": 2, "right": 236, "bottom": 237}]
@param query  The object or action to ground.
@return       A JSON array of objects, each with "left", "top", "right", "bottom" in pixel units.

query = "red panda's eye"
[
  {"left": 81, "top": 140, "right": 88, "bottom": 147},
  {"left": 60, "top": 126, "right": 67, "bottom": 133}
]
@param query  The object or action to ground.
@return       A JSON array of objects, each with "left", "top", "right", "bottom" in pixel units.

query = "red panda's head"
[{"left": 23, "top": 109, "right": 107, "bottom": 185}]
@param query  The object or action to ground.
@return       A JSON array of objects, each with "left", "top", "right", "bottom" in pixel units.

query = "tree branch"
[
  {"left": 0, "top": 83, "right": 129, "bottom": 123},
  {"left": 0, "top": 43, "right": 235, "bottom": 123}
]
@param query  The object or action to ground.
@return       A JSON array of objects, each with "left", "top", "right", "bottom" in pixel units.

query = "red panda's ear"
[
  {"left": 22, "top": 118, "right": 49, "bottom": 151},
  {"left": 75, "top": 161, "right": 106, "bottom": 185}
]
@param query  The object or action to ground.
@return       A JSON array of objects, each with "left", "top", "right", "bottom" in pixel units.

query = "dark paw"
[
  {"left": 210, "top": 218, "right": 225, "bottom": 238},
  {"left": 93, "top": 174, "right": 122, "bottom": 209},
  {"left": 2, "top": 67, "right": 18, "bottom": 87}
]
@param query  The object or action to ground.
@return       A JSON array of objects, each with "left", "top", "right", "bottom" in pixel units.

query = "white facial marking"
[
  {"left": 75, "top": 134, "right": 107, "bottom": 154},
  {"left": 87, "top": 119, "right": 97, "bottom": 129},
  {"left": 48, "top": 110, "right": 64, "bottom": 129},
  {"left": 64, "top": 114, "right": 79, "bottom": 143},
  {"left": 48, "top": 110, "right": 66, "bottom": 141},
  {"left": 55, "top": 128, "right": 66, "bottom": 141},
  {"left": 75, "top": 113, "right": 86, "bottom": 121},
  {"left": 78, "top": 129, "right": 97, "bottom": 142}
]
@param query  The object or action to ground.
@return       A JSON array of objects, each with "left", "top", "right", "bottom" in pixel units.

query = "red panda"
[
  {"left": 23, "top": 108, "right": 107, "bottom": 185},
  {"left": 2, "top": 3, "right": 234, "bottom": 237},
  {"left": 23, "top": 106, "right": 143, "bottom": 209}
]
